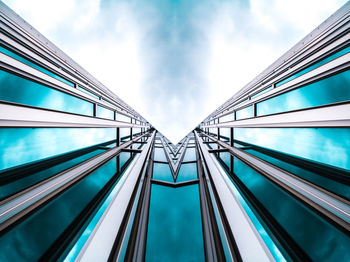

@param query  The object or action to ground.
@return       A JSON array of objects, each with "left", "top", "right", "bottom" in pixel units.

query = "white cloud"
[{"left": 4, "top": 0, "right": 76, "bottom": 34}]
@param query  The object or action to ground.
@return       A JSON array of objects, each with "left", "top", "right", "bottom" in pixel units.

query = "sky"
[{"left": 3, "top": 0, "right": 348, "bottom": 143}]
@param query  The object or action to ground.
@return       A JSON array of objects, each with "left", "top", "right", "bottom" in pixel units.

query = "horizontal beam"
[
  {"left": 151, "top": 178, "right": 199, "bottom": 187},
  {"left": 0, "top": 102, "right": 146, "bottom": 128},
  {"left": 204, "top": 102, "right": 350, "bottom": 128}
]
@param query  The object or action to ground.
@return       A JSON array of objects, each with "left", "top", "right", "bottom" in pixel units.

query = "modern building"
[{"left": 0, "top": 1, "right": 349, "bottom": 262}]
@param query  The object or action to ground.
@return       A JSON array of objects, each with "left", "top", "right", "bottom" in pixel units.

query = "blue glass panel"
[
  {"left": 133, "top": 128, "right": 142, "bottom": 137},
  {"left": 276, "top": 45, "right": 350, "bottom": 87},
  {"left": 97, "top": 105, "right": 114, "bottom": 120},
  {"left": 220, "top": 113, "right": 234, "bottom": 122},
  {"left": 231, "top": 156, "right": 350, "bottom": 261},
  {"left": 120, "top": 128, "right": 131, "bottom": 143},
  {"left": 0, "top": 148, "right": 106, "bottom": 201},
  {"left": 0, "top": 152, "right": 133, "bottom": 261},
  {"left": 245, "top": 149, "right": 350, "bottom": 200},
  {"left": 209, "top": 128, "right": 218, "bottom": 137},
  {"left": 219, "top": 128, "right": 230, "bottom": 143},
  {"left": 154, "top": 147, "right": 167, "bottom": 162},
  {"left": 183, "top": 147, "right": 196, "bottom": 162},
  {"left": 0, "top": 69, "right": 93, "bottom": 115},
  {"left": 152, "top": 163, "right": 173, "bottom": 182},
  {"left": 236, "top": 105, "right": 253, "bottom": 120},
  {"left": 116, "top": 113, "right": 131, "bottom": 123},
  {"left": 217, "top": 152, "right": 231, "bottom": 169},
  {"left": 176, "top": 163, "right": 197, "bottom": 182},
  {"left": 77, "top": 86, "right": 99, "bottom": 99},
  {"left": 0, "top": 128, "right": 115, "bottom": 171},
  {"left": 0, "top": 45, "right": 74, "bottom": 87},
  {"left": 235, "top": 128, "right": 350, "bottom": 170},
  {"left": 145, "top": 184, "right": 205, "bottom": 261},
  {"left": 257, "top": 70, "right": 350, "bottom": 116}
]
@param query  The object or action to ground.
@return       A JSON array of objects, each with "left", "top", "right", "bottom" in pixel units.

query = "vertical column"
[
  {"left": 116, "top": 127, "right": 120, "bottom": 173},
  {"left": 230, "top": 127, "right": 234, "bottom": 174},
  {"left": 93, "top": 103, "right": 97, "bottom": 117}
]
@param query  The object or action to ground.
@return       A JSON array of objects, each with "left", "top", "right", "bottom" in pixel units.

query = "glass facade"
[
  {"left": 257, "top": 70, "right": 350, "bottom": 116},
  {"left": 0, "top": 69, "right": 93, "bottom": 116},
  {"left": 145, "top": 184, "right": 205, "bottom": 261},
  {"left": 1, "top": 3, "right": 349, "bottom": 261}
]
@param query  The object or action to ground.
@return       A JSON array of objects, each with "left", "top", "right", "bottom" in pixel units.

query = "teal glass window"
[
  {"left": 120, "top": 128, "right": 131, "bottom": 143},
  {"left": 183, "top": 147, "right": 196, "bottom": 162},
  {"left": 176, "top": 163, "right": 197, "bottom": 182},
  {"left": 133, "top": 128, "right": 142, "bottom": 137},
  {"left": 219, "top": 128, "right": 230, "bottom": 143},
  {"left": 228, "top": 156, "right": 350, "bottom": 261},
  {"left": 209, "top": 128, "right": 218, "bottom": 137},
  {"left": 152, "top": 163, "right": 173, "bottom": 182},
  {"left": 236, "top": 105, "right": 253, "bottom": 120},
  {"left": 154, "top": 147, "right": 167, "bottom": 162},
  {"left": 220, "top": 113, "right": 234, "bottom": 122},
  {"left": 0, "top": 128, "right": 115, "bottom": 171},
  {"left": 244, "top": 148, "right": 350, "bottom": 201},
  {"left": 235, "top": 128, "right": 350, "bottom": 171},
  {"left": 0, "top": 152, "right": 133, "bottom": 261},
  {"left": 97, "top": 105, "right": 114, "bottom": 120},
  {"left": 276, "top": 45, "right": 350, "bottom": 87},
  {"left": 145, "top": 184, "right": 205, "bottom": 261},
  {"left": 0, "top": 148, "right": 106, "bottom": 201},
  {"left": 0, "top": 69, "right": 93, "bottom": 116},
  {"left": 116, "top": 113, "right": 131, "bottom": 123},
  {"left": 257, "top": 70, "right": 350, "bottom": 116},
  {"left": 0, "top": 45, "right": 74, "bottom": 87}
]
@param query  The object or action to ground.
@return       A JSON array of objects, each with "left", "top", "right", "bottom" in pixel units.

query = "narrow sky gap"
[{"left": 3, "top": 0, "right": 347, "bottom": 143}]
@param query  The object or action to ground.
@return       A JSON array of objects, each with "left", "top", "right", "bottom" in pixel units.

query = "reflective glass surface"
[
  {"left": 116, "top": 113, "right": 131, "bottom": 123},
  {"left": 228, "top": 156, "right": 350, "bottom": 261},
  {"left": 235, "top": 128, "right": 350, "bottom": 170},
  {"left": 133, "top": 128, "right": 142, "bottom": 137},
  {"left": 0, "top": 128, "right": 115, "bottom": 171},
  {"left": 182, "top": 147, "right": 196, "bottom": 162},
  {"left": 120, "top": 128, "right": 131, "bottom": 142},
  {"left": 154, "top": 147, "right": 167, "bottom": 162},
  {"left": 257, "top": 70, "right": 350, "bottom": 116},
  {"left": 209, "top": 128, "right": 218, "bottom": 137},
  {"left": 220, "top": 113, "right": 234, "bottom": 123},
  {"left": 97, "top": 105, "right": 114, "bottom": 120},
  {"left": 219, "top": 128, "right": 230, "bottom": 143},
  {"left": 0, "top": 69, "right": 93, "bottom": 115},
  {"left": 152, "top": 163, "right": 173, "bottom": 182},
  {"left": 245, "top": 148, "right": 350, "bottom": 200},
  {"left": 0, "top": 148, "right": 106, "bottom": 201},
  {"left": 176, "top": 163, "right": 197, "bottom": 182},
  {"left": 276, "top": 45, "right": 350, "bottom": 87},
  {"left": 236, "top": 105, "right": 253, "bottom": 120},
  {"left": 145, "top": 184, "right": 205, "bottom": 261},
  {"left": 0, "top": 46, "right": 74, "bottom": 87},
  {"left": 0, "top": 153, "right": 133, "bottom": 261}
]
